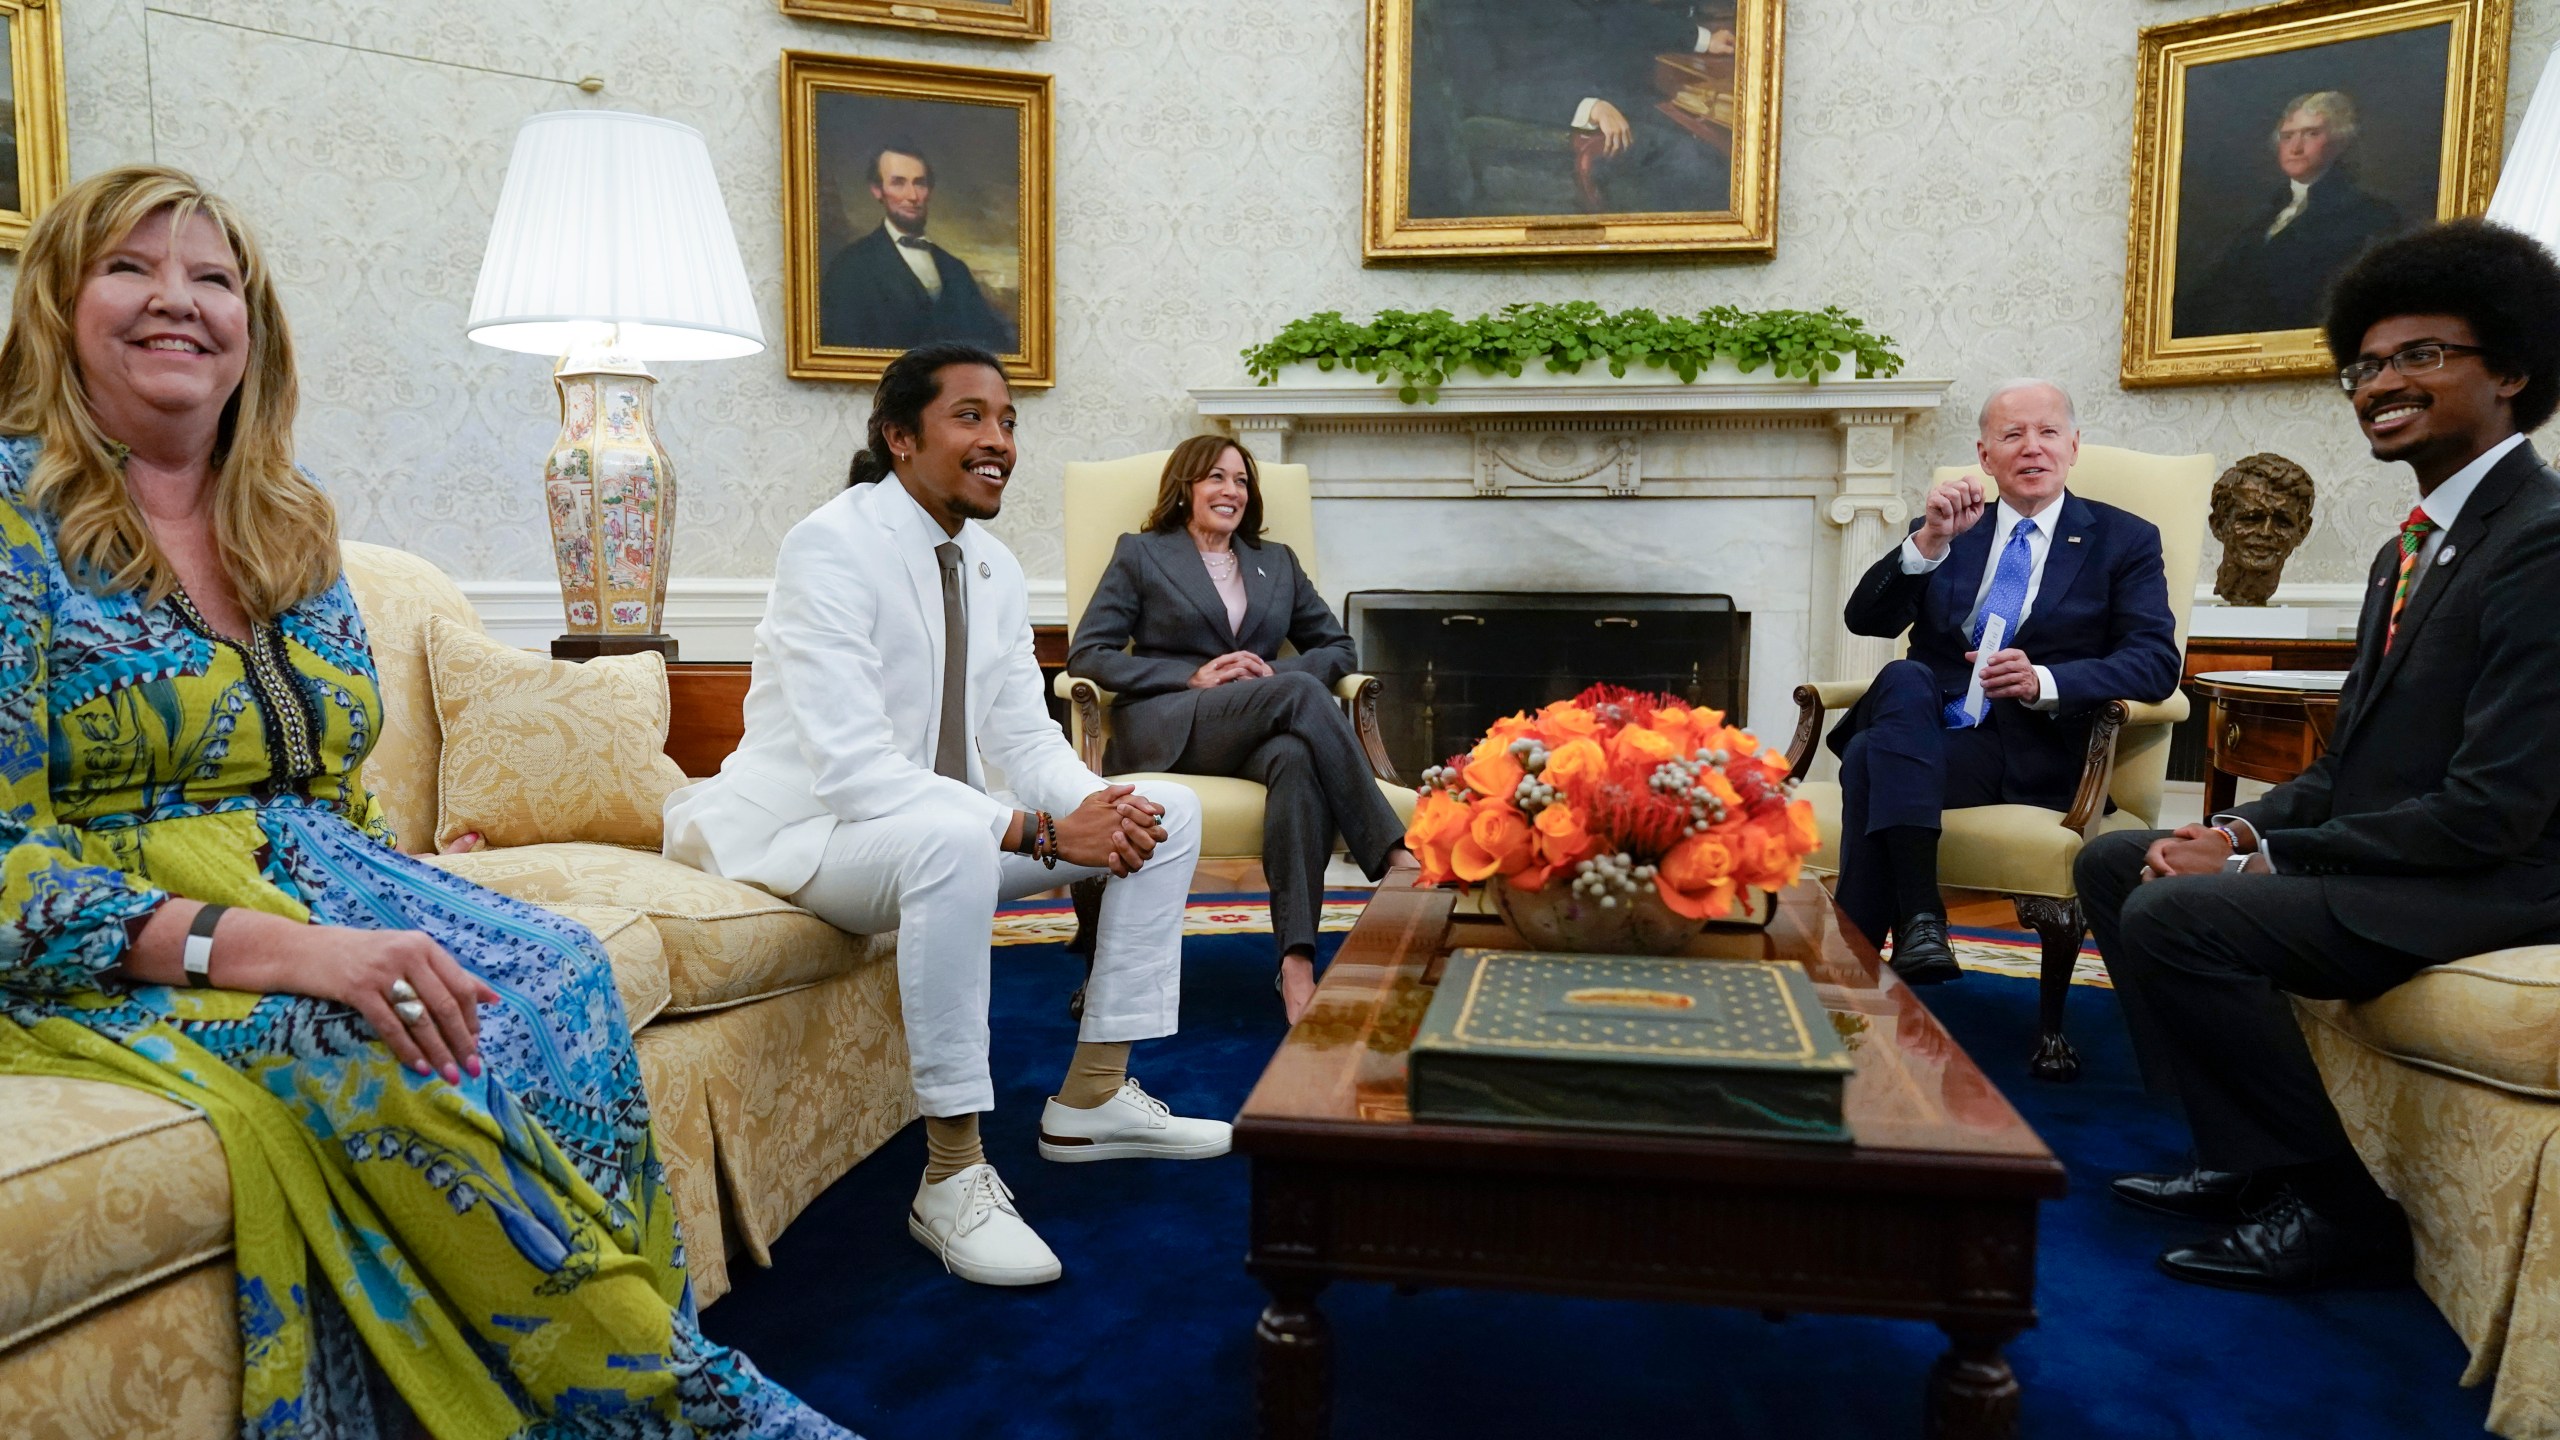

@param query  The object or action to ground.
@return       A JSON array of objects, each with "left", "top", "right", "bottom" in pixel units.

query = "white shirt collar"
[
  {"left": 883, "top": 470, "right": 970, "bottom": 552},
  {"left": 1990, "top": 491, "right": 2064, "bottom": 543},
  {"left": 2419, "top": 432, "right": 2526, "bottom": 531},
  {"left": 2287, "top": 178, "right": 2312, "bottom": 205}
]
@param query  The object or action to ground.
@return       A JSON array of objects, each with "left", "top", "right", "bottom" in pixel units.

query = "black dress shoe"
[
  {"left": 2112, "top": 1165, "right": 2253, "bottom": 1223},
  {"left": 1888, "top": 914, "right": 1962, "bottom": 984},
  {"left": 2157, "top": 1187, "right": 2414, "bottom": 1293}
]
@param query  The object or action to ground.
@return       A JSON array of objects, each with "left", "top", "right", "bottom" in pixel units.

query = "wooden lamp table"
[
  {"left": 2188, "top": 669, "right": 2346, "bottom": 814},
  {"left": 1234, "top": 878, "right": 2066, "bottom": 1439}
]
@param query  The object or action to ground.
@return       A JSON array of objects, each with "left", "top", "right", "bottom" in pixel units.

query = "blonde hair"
[{"left": 0, "top": 164, "right": 333, "bottom": 620}]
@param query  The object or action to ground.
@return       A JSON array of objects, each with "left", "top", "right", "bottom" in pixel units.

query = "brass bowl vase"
[{"left": 1490, "top": 881, "right": 1701, "bottom": 955}]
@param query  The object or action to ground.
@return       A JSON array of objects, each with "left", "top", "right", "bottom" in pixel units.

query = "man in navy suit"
[
  {"left": 1828, "top": 379, "right": 2181, "bottom": 982},
  {"left": 818, "top": 143, "right": 1015, "bottom": 353}
]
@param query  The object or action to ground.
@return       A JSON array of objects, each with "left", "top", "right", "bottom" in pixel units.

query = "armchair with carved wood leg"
[
  {"left": 1783, "top": 444, "right": 2212, "bottom": 1081},
  {"left": 1051, "top": 450, "right": 1415, "bottom": 1015}
]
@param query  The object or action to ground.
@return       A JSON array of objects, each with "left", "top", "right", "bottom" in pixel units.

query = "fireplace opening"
[{"left": 1346, "top": 590, "right": 1749, "bottom": 784}]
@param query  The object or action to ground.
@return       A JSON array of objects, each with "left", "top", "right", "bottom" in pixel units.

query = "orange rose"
[
  {"left": 1541, "top": 737, "right": 1607, "bottom": 789},
  {"left": 1404, "top": 791, "right": 1473, "bottom": 880},
  {"left": 1614, "top": 725, "right": 1678, "bottom": 766},
  {"left": 1506, "top": 862, "right": 1555, "bottom": 893},
  {"left": 1537, "top": 701, "right": 1599, "bottom": 738},
  {"left": 1453, "top": 806, "right": 1534, "bottom": 881},
  {"left": 1698, "top": 769, "right": 1743, "bottom": 813},
  {"left": 1718, "top": 725, "right": 1760, "bottom": 758},
  {"left": 1533, "top": 802, "right": 1592, "bottom": 866},
  {"left": 1461, "top": 734, "right": 1526, "bottom": 801},
  {"left": 1660, "top": 832, "right": 1736, "bottom": 893},
  {"left": 1732, "top": 823, "right": 1791, "bottom": 887},
  {"left": 1786, "top": 797, "right": 1821, "bottom": 851}
]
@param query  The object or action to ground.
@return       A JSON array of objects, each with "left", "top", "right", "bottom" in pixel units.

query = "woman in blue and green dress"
[{"left": 0, "top": 167, "right": 855, "bottom": 1438}]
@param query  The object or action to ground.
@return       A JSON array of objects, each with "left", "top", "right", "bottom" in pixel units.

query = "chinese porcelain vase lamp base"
[{"left": 466, "top": 109, "right": 764, "bottom": 661}]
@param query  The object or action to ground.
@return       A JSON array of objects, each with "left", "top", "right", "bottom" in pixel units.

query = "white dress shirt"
[
  {"left": 1898, "top": 496, "right": 2064, "bottom": 711},
  {"left": 1572, "top": 27, "right": 1723, "bottom": 128},
  {"left": 2265, "top": 178, "right": 2315, "bottom": 239},
  {"left": 885, "top": 218, "right": 943, "bottom": 297},
  {"left": 2217, "top": 431, "right": 2528, "bottom": 872}
]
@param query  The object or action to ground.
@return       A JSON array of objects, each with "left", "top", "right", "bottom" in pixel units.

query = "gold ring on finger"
[{"left": 393, "top": 998, "right": 429, "bottom": 1025}]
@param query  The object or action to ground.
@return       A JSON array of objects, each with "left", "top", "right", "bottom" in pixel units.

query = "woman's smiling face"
[
  {"left": 1187, "top": 445, "right": 1252, "bottom": 542},
  {"left": 74, "top": 206, "right": 251, "bottom": 435}
]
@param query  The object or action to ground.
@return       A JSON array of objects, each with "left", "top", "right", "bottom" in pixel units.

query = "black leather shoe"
[
  {"left": 2157, "top": 1187, "right": 2413, "bottom": 1293},
  {"left": 2112, "top": 1165, "right": 2254, "bottom": 1223},
  {"left": 1888, "top": 914, "right": 1962, "bottom": 984}
]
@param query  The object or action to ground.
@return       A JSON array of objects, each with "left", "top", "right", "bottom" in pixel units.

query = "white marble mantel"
[{"left": 1190, "top": 372, "right": 1952, "bottom": 728}]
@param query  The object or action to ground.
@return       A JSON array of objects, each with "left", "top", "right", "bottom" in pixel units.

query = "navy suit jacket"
[{"left": 1827, "top": 492, "right": 2181, "bottom": 807}]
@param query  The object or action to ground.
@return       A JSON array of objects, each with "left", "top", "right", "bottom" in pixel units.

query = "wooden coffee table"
[{"left": 1234, "top": 877, "right": 2067, "bottom": 1439}]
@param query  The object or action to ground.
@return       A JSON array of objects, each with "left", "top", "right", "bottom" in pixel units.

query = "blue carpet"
[{"left": 699, "top": 931, "right": 2492, "bottom": 1439}]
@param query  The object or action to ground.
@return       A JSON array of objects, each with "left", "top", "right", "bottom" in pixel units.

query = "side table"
[{"left": 2188, "top": 669, "right": 2345, "bottom": 814}]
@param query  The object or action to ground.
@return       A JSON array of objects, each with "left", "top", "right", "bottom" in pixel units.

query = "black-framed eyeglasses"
[{"left": 2338, "top": 342, "right": 2486, "bottom": 392}]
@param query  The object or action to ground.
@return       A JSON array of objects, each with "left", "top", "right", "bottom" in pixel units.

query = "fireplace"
[{"left": 1347, "top": 590, "right": 1748, "bottom": 783}]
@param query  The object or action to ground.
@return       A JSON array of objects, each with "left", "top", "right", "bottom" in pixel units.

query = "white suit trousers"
[{"left": 786, "top": 780, "right": 1201, "bottom": 1117}]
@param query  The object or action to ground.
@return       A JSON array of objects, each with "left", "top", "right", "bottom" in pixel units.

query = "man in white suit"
[{"left": 663, "top": 343, "right": 1220, "bottom": 1287}]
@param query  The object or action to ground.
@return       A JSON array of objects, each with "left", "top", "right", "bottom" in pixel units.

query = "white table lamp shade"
[
  {"left": 468, "top": 110, "right": 764, "bottom": 361},
  {"left": 2489, "top": 44, "right": 2560, "bottom": 248}
]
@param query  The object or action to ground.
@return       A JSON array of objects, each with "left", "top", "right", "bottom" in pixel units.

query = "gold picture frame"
[
  {"left": 1363, "top": 0, "right": 1784, "bottom": 262},
  {"left": 0, "top": 0, "right": 68, "bottom": 251},
  {"left": 2121, "top": 0, "right": 2511, "bottom": 388},
  {"left": 782, "top": 51, "right": 1054, "bottom": 388},
  {"left": 777, "top": 0, "right": 1047, "bottom": 42}
]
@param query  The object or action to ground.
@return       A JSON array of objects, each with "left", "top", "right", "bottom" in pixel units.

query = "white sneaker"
[
  {"left": 908, "top": 1163, "right": 1062, "bottom": 1286},
  {"left": 1038, "top": 1077, "right": 1234, "bottom": 1163}
]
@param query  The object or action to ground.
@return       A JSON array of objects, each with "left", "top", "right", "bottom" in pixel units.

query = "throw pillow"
[{"left": 423, "top": 614, "right": 690, "bottom": 851}]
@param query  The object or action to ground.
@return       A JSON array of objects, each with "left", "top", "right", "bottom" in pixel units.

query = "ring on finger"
[
  {"left": 388, "top": 978, "right": 420, "bottom": 1004},
  {"left": 392, "top": 998, "right": 429, "bottom": 1025}
]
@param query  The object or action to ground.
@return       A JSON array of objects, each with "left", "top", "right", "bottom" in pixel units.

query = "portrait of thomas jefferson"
[
  {"left": 1406, "top": 0, "right": 1736, "bottom": 219},
  {"left": 2174, "top": 90, "right": 2408, "bottom": 338},
  {"left": 819, "top": 139, "right": 1016, "bottom": 353}
]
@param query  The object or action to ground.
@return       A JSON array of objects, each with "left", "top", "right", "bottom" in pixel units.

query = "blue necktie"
[{"left": 1945, "top": 518, "right": 2037, "bottom": 729}]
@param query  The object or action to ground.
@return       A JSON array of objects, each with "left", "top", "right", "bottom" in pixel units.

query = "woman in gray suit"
[{"left": 1069, "top": 436, "right": 1413, "bottom": 1022}]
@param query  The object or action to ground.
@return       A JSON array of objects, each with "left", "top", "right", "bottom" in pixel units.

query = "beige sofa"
[
  {"left": 0, "top": 541, "right": 917, "bottom": 1439},
  {"left": 2301, "top": 964, "right": 2560, "bottom": 1438}
]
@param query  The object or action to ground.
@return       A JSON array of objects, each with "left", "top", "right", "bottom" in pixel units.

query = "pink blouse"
[{"left": 1200, "top": 548, "right": 1248, "bottom": 636}]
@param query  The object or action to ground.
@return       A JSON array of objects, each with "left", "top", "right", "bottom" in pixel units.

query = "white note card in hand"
[{"left": 1961, "top": 615, "right": 2008, "bottom": 725}]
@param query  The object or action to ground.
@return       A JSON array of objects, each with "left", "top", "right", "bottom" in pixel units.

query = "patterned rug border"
[{"left": 994, "top": 894, "right": 2111, "bottom": 987}]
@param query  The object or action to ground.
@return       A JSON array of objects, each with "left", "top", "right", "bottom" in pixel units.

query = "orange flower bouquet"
[{"left": 1406, "top": 684, "right": 1822, "bottom": 948}]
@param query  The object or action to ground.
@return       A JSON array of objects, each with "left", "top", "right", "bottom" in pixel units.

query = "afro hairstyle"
[{"left": 2324, "top": 219, "right": 2560, "bottom": 432}]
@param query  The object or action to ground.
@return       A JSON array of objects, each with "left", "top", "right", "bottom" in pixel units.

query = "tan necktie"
[{"left": 933, "top": 541, "right": 969, "bottom": 781}]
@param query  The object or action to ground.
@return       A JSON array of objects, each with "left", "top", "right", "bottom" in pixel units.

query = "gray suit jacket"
[{"left": 1066, "top": 528, "right": 1357, "bottom": 773}]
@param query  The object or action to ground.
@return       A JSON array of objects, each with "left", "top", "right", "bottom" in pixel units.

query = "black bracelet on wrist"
[{"left": 1038, "top": 810, "right": 1059, "bottom": 870}]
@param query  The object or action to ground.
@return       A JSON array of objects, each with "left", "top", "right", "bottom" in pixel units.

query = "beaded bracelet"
[{"left": 1037, "top": 810, "right": 1059, "bottom": 869}]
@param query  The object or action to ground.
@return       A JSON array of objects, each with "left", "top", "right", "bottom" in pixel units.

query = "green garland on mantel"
[{"left": 1241, "top": 301, "right": 1905, "bottom": 403}]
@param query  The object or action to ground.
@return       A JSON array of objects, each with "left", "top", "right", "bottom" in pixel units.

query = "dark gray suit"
[
  {"left": 2078, "top": 441, "right": 2560, "bottom": 1178},
  {"left": 1068, "top": 528, "right": 1404, "bottom": 956}
]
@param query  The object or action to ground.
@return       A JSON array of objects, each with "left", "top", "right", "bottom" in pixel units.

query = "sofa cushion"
[
  {"left": 0, "top": 1075, "right": 231, "bottom": 1351},
  {"left": 340, "top": 540, "right": 485, "bottom": 855},
  {"left": 428, "top": 843, "right": 888, "bottom": 1014},
  {"left": 1106, "top": 772, "right": 1415, "bottom": 861},
  {"left": 539, "top": 902, "right": 670, "bottom": 1029},
  {"left": 2297, "top": 946, "right": 2560, "bottom": 1099},
  {"left": 425, "top": 617, "right": 689, "bottom": 852},
  {"left": 1797, "top": 778, "right": 2150, "bottom": 898}
]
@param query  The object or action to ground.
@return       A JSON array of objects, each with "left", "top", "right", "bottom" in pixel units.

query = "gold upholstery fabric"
[
  {"left": 2299, "top": 950, "right": 2560, "bottom": 1100},
  {"left": 424, "top": 616, "right": 690, "bottom": 852},
  {"left": 0, "top": 1077, "right": 231, "bottom": 1353},
  {"left": 1106, "top": 771, "right": 1416, "bottom": 861},
  {"left": 339, "top": 539, "right": 484, "bottom": 854},
  {"left": 428, "top": 843, "right": 886, "bottom": 1014},
  {"left": 0, "top": 1261, "right": 237, "bottom": 1440},
  {"left": 634, "top": 965, "right": 918, "bottom": 1279},
  {"left": 2300, "top": 1003, "right": 2560, "bottom": 1438},
  {"left": 1795, "top": 780, "right": 2148, "bottom": 898}
]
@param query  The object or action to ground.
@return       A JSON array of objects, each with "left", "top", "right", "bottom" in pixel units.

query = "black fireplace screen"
[{"left": 1345, "top": 590, "right": 1748, "bottom": 785}]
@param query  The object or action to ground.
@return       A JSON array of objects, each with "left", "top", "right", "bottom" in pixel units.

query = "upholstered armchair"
[
  {"left": 1783, "top": 444, "right": 2213, "bottom": 1081},
  {"left": 1051, "top": 450, "right": 1415, "bottom": 980}
]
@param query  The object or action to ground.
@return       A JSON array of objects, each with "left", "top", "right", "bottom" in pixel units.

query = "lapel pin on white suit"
[{"left": 978, "top": 561, "right": 990, "bottom": 578}]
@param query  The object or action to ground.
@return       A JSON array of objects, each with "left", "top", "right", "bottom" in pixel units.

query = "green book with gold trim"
[{"left": 1409, "top": 949, "right": 1854, "bottom": 1143}]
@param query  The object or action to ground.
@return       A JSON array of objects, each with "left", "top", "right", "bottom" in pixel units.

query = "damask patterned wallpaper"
[{"left": 24, "top": 0, "right": 2560, "bottom": 592}]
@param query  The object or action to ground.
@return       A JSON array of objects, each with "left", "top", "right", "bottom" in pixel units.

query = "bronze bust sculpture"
[{"left": 2210, "top": 453, "right": 2316, "bottom": 606}]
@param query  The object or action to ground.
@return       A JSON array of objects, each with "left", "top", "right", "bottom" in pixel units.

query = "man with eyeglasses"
[{"left": 2076, "top": 219, "right": 2560, "bottom": 1292}]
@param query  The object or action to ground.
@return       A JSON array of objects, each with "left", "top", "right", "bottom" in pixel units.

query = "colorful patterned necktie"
[
  {"left": 2384, "top": 505, "right": 2435, "bottom": 653},
  {"left": 1944, "top": 517, "right": 2038, "bottom": 729}
]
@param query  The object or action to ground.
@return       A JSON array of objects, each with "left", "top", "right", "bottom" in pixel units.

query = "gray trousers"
[{"left": 1172, "top": 671, "right": 1404, "bottom": 958}]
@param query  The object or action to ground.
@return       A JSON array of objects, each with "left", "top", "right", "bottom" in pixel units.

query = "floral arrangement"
[{"left": 1405, "top": 685, "right": 1822, "bottom": 921}]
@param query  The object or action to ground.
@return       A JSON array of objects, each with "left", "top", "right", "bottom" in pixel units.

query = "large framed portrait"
[
  {"left": 1364, "top": 0, "right": 1784, "bottom": 262},
  {"left": 2121, "top": 0, "right": 2511, "bottom": 388},
  {"left": 777, "top": 0, "right": 1047, "bottom": 42},
  {"left": 0, "top": 0, "right": 66, "bottom": 250},
  {"left": 781, "top": 51, "right": 1054, "bottom": 387}
]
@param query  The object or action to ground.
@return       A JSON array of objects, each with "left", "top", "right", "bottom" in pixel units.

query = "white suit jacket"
[{"left": 662, "top": 476, "right": 1107, "bottom": 896}]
